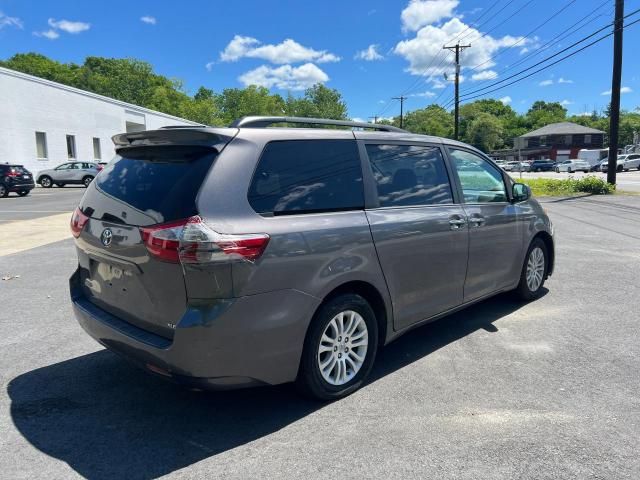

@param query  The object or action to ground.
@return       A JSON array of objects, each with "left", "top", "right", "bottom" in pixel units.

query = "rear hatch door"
[{"left": 75, "top": 131, "right": 235, "bottom": 339}]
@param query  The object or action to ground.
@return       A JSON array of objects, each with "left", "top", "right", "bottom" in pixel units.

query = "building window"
[
  {"left": 35, "top": 132, "right": 48, "bottom": 159},
  {"left": 93, "top": 138, "right": 101, "bottom": 159},
  {"left": 66, "top": 135, "right": 76, "bottom": 159},
  {"left": 564, "top": 135, "right": 572, "bottom": 145},
  {"left": 585, "top": 134, "right": 592, "bottom": 144},
  {"left": 539, "top": 136, "right": 547, "bottom": 146}
]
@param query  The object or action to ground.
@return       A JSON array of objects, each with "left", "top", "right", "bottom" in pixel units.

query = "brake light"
[
  {"left": 139, "top": 216, "right": 269, "bottom": 264},
  {"left": 70, "top": 208, "right": 89, "bottom": 238}
]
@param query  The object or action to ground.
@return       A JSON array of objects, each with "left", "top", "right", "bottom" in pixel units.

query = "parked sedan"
[
  {"left": 503, "top": 161, "right": 529, "bottom": 172},
  {"left": 36, "top": 162, "right": 99, "bottom": 188},
  {"left": 555, "top": 159, "right": 590, "bottom": 173}
]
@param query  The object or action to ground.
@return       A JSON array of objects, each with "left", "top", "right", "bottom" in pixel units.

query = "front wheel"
[
  {"left": 297, "top": 294, "right": 378, "bottom": 401},
  {"left": 82, "top": 176, "right": 94, "bottom": 187},
  {"left": 18, "top": 190, "right": 29, "bottom": 197},
  {"left": 40, "top": 176, "right": 52, "bottom": 188},
  {"left": 567, "top": 167, "right": 572, "bottom": 173},
  {"left": 555, "top": 168, "right": 560, "bottom": 173},
  {"left": 515, "top": 238, "right": 548, "bottom": 301}
]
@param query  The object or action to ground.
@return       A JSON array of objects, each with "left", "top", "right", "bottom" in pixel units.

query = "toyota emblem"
[{"left": 100, "top": 228, "right": 113, "bottom": 247}]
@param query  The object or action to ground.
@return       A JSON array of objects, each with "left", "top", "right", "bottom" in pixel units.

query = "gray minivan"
[{"left": 70, "top": 117, "right": 554, "bottom": 400}]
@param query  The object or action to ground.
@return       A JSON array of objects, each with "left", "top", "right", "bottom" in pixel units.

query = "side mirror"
[{"left": 512, "top": 183, "right": 531, "bottom": 202}]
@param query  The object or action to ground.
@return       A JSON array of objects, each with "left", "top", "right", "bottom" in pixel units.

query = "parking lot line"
[{"left": 0, "top": 213, "right": 72, "bottom": 257}]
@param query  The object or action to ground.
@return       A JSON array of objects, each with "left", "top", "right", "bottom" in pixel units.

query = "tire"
[
  {"left": 56, "top": 183, "right": 65, "bottom": 188},
  {"left": 515, "top": 238, "right": 548, "bottom": 301},
  {"left": 40, "top": 176, "right": 52, "bottom": 188},
  {"left": 555, "top": 168, "right": 560, "bottom": 173},
  {"left": 296, "top": 294, "right": 379, "bottom": 401},
  {"left": 18, "top": 190, "right": 29, "bottom": 197},
  {"left": 567, "top": 167, "right": 572, "bottom": 173},
  {"left": 0, "top": 184, "right": 8, "bottom": 198},
  {"left": 82, "top": 176, "right": 94, "bottom": 187},
  {"left": 584, "top": 170, "right": 589, "bottom": 173},
  {"left": 617, "top": 165, "right": 623, "bottom": 172}
]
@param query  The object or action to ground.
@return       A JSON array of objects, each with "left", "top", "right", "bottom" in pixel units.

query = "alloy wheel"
[
  {"left": 526, "top": 247, "right": 545, "bottom": 292},
  {"left": 317, "top": 310, "right": 368, "bottom": 386}
]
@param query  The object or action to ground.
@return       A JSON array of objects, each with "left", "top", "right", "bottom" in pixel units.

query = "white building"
[{"left": 0, "top": 66, "right": 200, "bottom": 174}]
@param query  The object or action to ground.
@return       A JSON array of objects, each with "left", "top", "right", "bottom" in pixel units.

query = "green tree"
[
  {"left": 216, "top": 85, "right": 285, "bottom": 124},
  {"left": 402, "top": 105, "right": 454, "bottom": 137},
  {"left": 284, "top": 84, "right": 348, "bottom": 120},
  {"left": 525, "top": 101, "right": 567, "bottom": 129},
  {"left": 464, "top": 112, "right": 504, "bottom": 152}
]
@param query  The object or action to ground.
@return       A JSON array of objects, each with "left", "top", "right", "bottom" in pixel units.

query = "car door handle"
[
  {"left": 449, "top": 217, "right": 467, "bottom": 230},
  {"left": 469, "top": 215, "right": 486, "bottom": 227}
]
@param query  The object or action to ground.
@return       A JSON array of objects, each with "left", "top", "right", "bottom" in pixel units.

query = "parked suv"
[
  {"left": 529, "top": 159, "right": 555, "bottom": 172},
  {"left": 70, "top": 117, "right": 555, "bottom": 400},
  {"left": 0, "top": 164, "right": 35, "bottom": 197},
  {"left": 36, "top": 161, "right": 99, "bottom": 188}
]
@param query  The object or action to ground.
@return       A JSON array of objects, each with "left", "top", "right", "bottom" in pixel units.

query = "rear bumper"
[
  {"left": 70, "top": 268, "right": 320, "bottom": 389},
  {"left": 6, "top": 181, "right": 35, "bottom": 192}
]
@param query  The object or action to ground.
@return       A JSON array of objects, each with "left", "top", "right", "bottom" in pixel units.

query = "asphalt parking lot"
[{"left": 1, "top": 190, "right": 640, "bottom": 479}]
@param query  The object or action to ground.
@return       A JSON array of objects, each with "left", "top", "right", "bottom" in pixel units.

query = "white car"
[
  {"left": 555, "top": 159, "right": 590, "bottom": 173},
  {"left": 623, "top": 153, "right": 640, "bottom": 171},
  {"left": 601, "top": 155, "right": 631, "bottom": 173}
]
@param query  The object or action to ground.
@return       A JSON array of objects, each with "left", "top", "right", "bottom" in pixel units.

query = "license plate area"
[{"left": 85, "top": 259, "right": 135, "bottom": 297}]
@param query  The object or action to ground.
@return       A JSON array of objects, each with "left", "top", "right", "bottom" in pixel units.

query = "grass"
[{"left": 519, "top": 176, "right": 615, "bottom": 196}]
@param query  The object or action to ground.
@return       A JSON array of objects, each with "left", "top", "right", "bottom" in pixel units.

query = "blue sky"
[{"left": 1, "top": 0, "right": 639, "bottom": 121}]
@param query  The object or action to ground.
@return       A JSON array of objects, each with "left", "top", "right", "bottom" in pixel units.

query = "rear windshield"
[{"left": 80, "top": 146, "right": 216, "bottom": 226}]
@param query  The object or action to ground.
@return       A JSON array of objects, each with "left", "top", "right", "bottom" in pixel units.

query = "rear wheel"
[
  {"left": 297, "top": 294, "right": 378, "bottom": 401},
  {"left": 515, "top": 238, "right": 548, "bottom": 301},
  {"left": 567, "top": 167, "right": 573, "bottom": 173},
  {"left": 40, "top": 176, "right": 52, "bottom": 188},
  {"left": 18, "top": 190, "right": 29, "bottom": 197},
  {"left": 617, "top": 165, "right": 623, "bottom": 172},
  {"left": 0, "top": 184, "right": 8, "bottom": 198},
  {"left": 555, "top": 168, "right": 560, "bottom": 173},
  {"left": 82, "top": 176, "right": 94, "bottom": 187}
]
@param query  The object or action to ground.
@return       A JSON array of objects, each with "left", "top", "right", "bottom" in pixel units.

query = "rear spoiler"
[{"left": 112, "top": 127, "right": 238, "bottom": 152}]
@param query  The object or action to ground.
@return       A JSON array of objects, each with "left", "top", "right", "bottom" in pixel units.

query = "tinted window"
[
  {"left": 248, "top": 140, "right": 363, "bottom": 215},
  {"left": 366, "top": 144, "right": 453, "bottom": 207},
  {"left": 84, "top": 146, "right": 216, "bottom": 224},
  {"left": 449, "top": 148, "right": 507, "bottom": 203}
]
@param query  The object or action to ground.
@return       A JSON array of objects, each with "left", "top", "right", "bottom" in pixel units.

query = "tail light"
[
  {"left": 140, "top": 216, "right": 269, "bottom": 264},
  {"left": 70, "top": 208, "right": 89, "bottom": 238},
  {"left": 96, "top": 165, "right": 104, "bottom": 172}
]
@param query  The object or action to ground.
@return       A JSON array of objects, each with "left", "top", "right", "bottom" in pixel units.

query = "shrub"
[{"left": 519, "top": 176, "right": 615, "bottom": 196}]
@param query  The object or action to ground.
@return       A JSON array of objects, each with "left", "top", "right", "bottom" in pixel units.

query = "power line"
[
  {"left": 441, "top": 0, "right": 613, "bottom": 107},
  {"left": 447, "top": 16, "right": 640, "bottom": 105},
  {"left": 453, "top": 8, "right": 640, "bottom": 102},
  {"left": 443, "top": 43, "right": 471, "bottom": 139},
  {"left": 391, "top": 96, "right": 407, "bottom": 128}
]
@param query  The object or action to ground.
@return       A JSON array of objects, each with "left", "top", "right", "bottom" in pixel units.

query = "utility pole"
[
  {"left": 368, "top": 116, "right": 379, "bottom": 124},
  {"left": 392, "top": 96, "right": 407, "bottom": 129},
  {"left": 443, "top": 42, "right": 471, "bottom": 140},
  {"left": 607, "top": 0, "right": 624, "bottom": 185}
]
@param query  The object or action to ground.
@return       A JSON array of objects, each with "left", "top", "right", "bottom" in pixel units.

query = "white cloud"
[
  {"left": 401, "top": 0, "right": 459, "bottom": 32},
  {"left": 140, "top": 16, "right": 157, "bottom": 25},
  {"left": 355, "top": 44, "right": 384, "bottom": 61},
  {"left": 238, "top": 63, "right": 329, "bottom": 90},
  {"left": 560, "top": 99, "right": 573, "bottom": 106},
  {"left": 47, "top": 18, "right": 90, "bottom": 34},
  {"left": 558, "top": 77, "right": 573, "bottom": 84},
  {"left": 499, "top": 96, "right": 512, "bottom": 105},
  {"left": 394, "top": 17, "right": 528, "bottom": 86},
  {"left": 33, "top": 29, "right": 59, "bottom": 40},
  {"left": 351, "top": 117, "right": 367, "bottom": 123},
  {"left": 538, "top": 79, "right": 553, "bottom": 86},
  {"left": 601, "top": 86, "right": 632, "bottom": 95},
  {"left": 0, "top": 11, "right": 23, "bottom": 29},
  {"left": 411, "top": 91, "right": 436, "bottom": 97},
  {"left": 220, "top": 35, "right": 340, "bottom": 64},
  {"left": 205, "top": 61, "right": 215, "bottom": 72},
  {"left": 471, "top": 70, "right": 497, "bottom": 81}
]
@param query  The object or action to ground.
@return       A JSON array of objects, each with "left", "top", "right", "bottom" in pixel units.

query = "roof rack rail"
[{"left": 229, "top": 116, "right": 406, "bottom": 133}]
